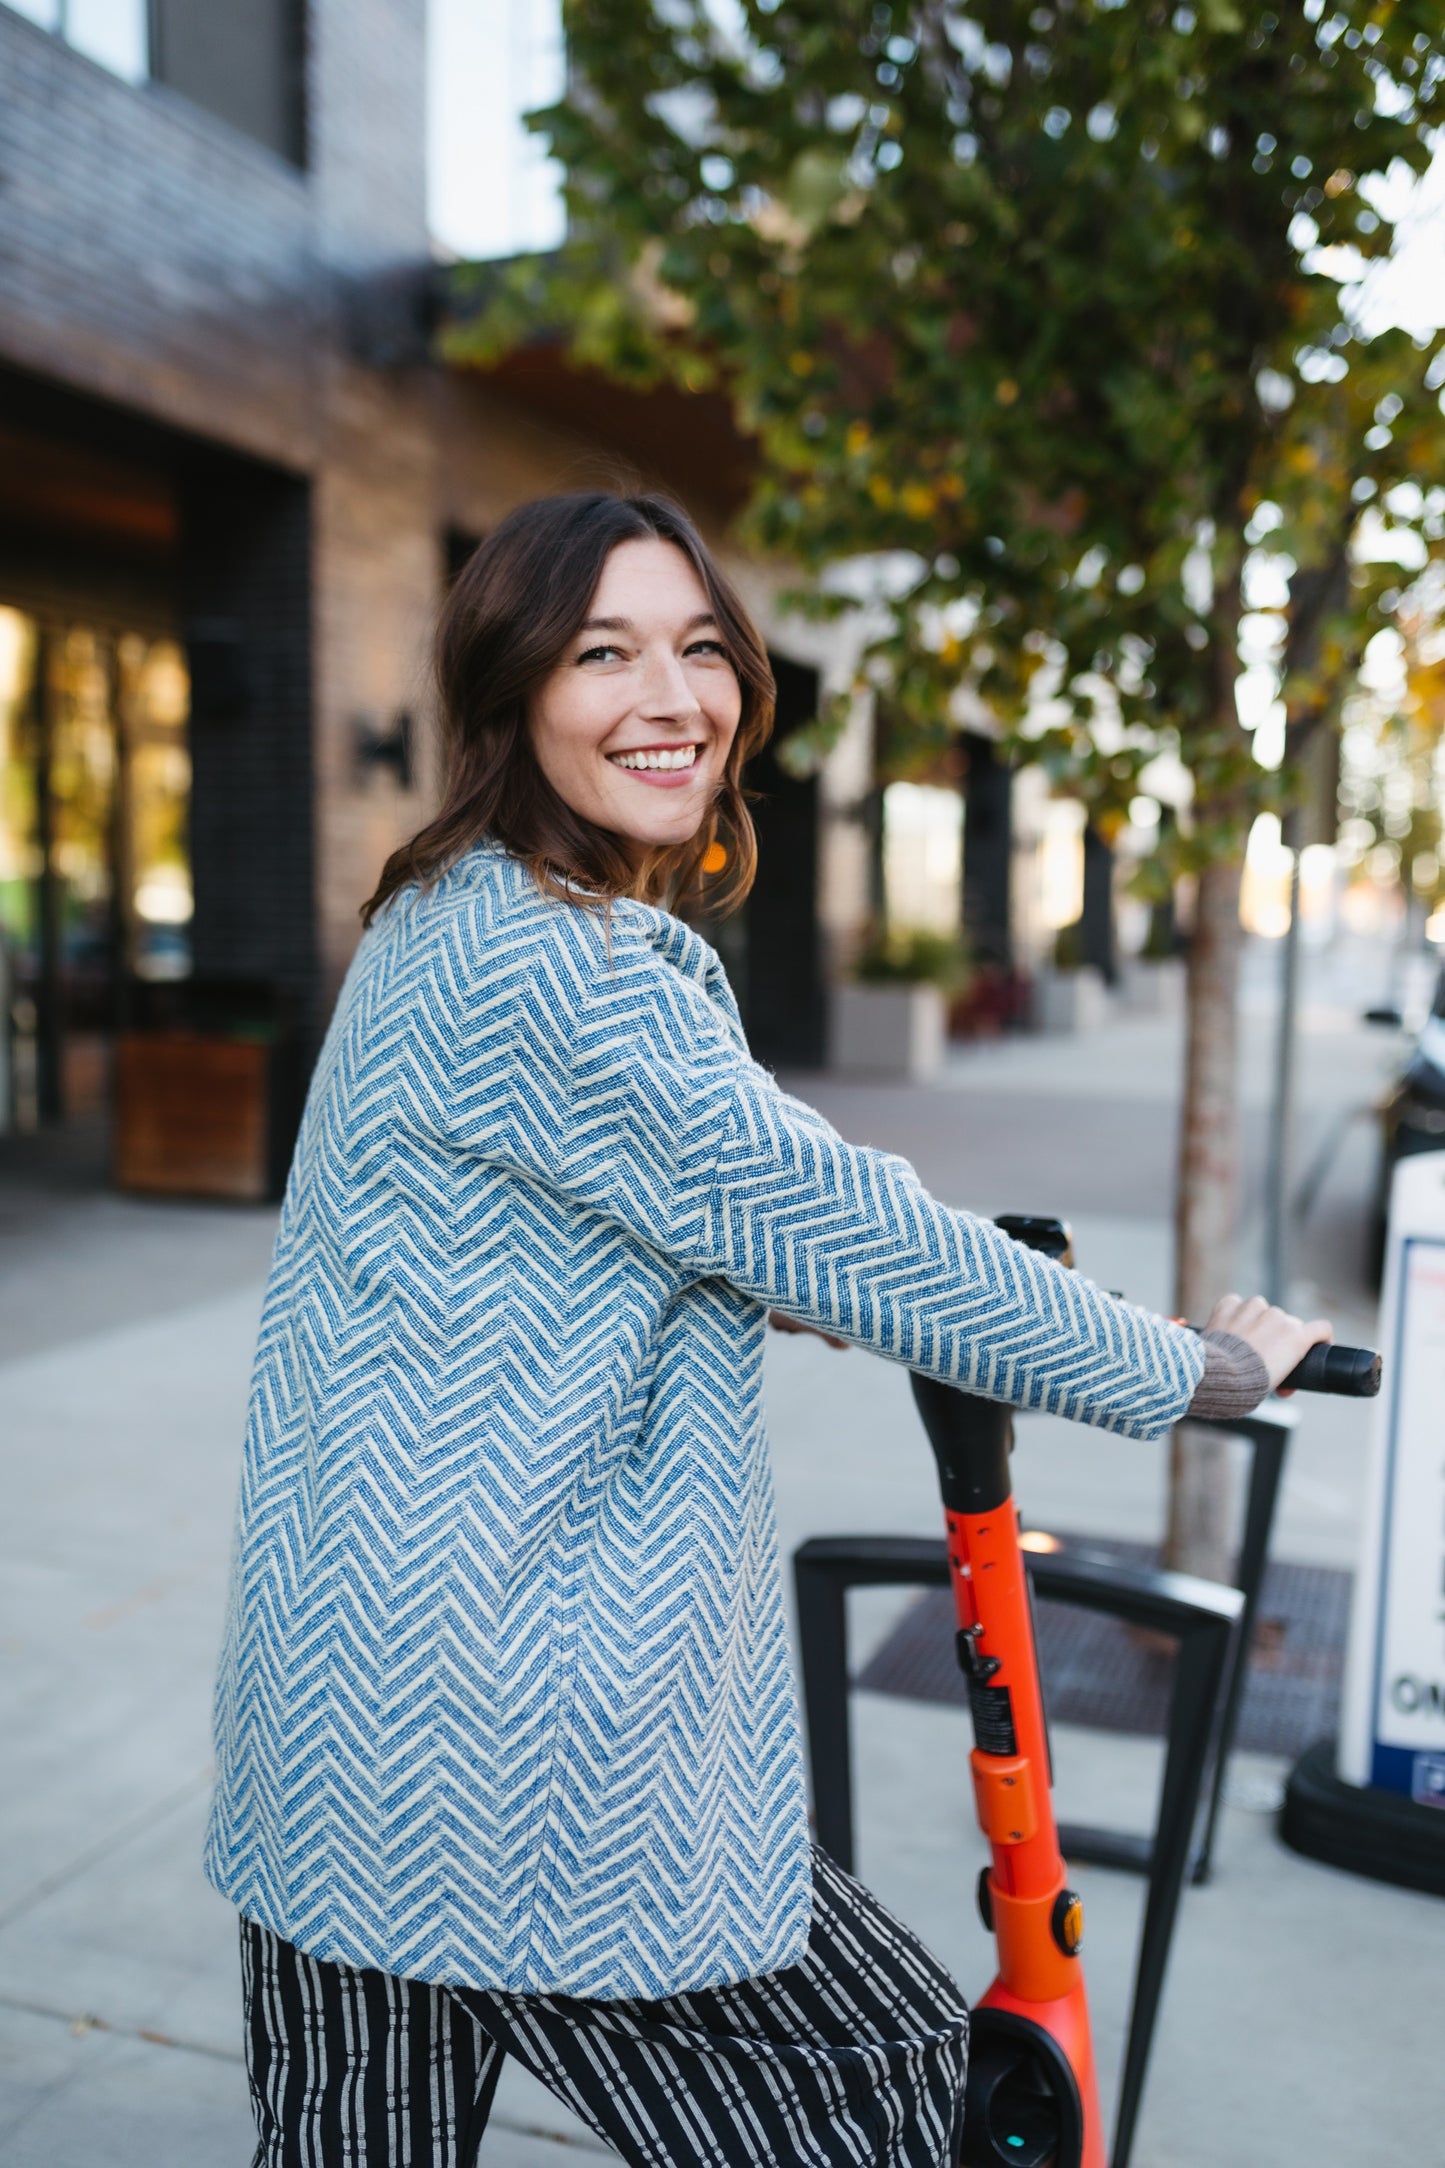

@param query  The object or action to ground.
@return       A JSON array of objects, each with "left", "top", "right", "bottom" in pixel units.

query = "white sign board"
[{"left": 1339, "top": 1150, "right": 1445, "bottom": 1804}]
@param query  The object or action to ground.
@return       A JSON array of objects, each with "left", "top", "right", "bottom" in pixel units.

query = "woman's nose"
[{"left": 637, "top": 647, "right": 703, "bottom": 722}]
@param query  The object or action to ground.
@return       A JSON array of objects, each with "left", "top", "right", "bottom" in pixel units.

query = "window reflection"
[
  {"left": 3, "top": 1, "right": 62, "bottom": 30},
  {"left": 0, "top": 609, "right": 40, "bottom": 953},
  {"left": 2, "top": 0, "right": 148, "bottom": 82},
  {"left": 50, "top": 628, "right": 120, "bottom": 1066},
  {"left": 0, "top": 607, "right": 190, "bottom": 1127},
  {"left": 0, "top": 609, "right": 41, "bottom": 1128},
  {"left": 119, "top": 634, "right": 192, "bottom": 981},
  {"left": 64, "top": 0, "right": 148, "bottom": 81}
]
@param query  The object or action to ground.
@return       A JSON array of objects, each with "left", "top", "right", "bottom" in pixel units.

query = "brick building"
[{"left": 0, "top": 0, "right": 873, "bottom": 1148}]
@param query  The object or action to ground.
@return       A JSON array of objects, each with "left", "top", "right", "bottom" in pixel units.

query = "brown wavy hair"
[{"left": 361, "top": 491, "right": 775, "bottom": 927}]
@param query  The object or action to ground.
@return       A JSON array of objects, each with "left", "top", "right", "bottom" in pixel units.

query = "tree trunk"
[{"left": 1166, "top": 847, "right": 1246, "bottom": 1582}]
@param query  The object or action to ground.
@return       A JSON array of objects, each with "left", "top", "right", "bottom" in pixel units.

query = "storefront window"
[
  {"left": 883, "top": 781, "right": 964, "bottom": 936},
  {"left": 0, "top": 607, "right": 190, "bottom": 1127},
  {"left": 119, "top": 635, "right": 192, "bottom": 980},
  {"left": 0, "top": 608, "right": 40, "bottom": 962},
  {"left": 0, "top": 609, "right": 41, "bottom": 1129},
  {"left": 50, "top": 624, "right": 120, "bottom": 1025}
]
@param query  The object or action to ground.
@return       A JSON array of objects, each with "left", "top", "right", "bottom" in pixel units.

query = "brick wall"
[
  {"left": 0, "top": 8, "right": 318, "bottom": 471},
  {"left": 311, "top": 361, "right": 440, "bottom": 992}
]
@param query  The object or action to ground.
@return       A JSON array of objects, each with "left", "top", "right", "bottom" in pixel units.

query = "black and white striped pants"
[{"left": 242, "top": 1849, "right": 969, "bottom": 2167}]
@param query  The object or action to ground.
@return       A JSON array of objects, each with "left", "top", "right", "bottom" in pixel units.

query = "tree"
[{"left": 447, "top": 0, "right": 1445, "bottom": 1574}]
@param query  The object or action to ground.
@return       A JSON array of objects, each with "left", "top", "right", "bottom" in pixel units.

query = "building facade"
[{"left": 0, "top": 0, "right": 876, "bottom": 1145}]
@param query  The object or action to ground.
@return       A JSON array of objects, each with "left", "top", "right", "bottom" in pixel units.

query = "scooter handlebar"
[
  {"left": 988, "top": 1215, "right": 1383, "bottom": 1399},
  {"left": 1276, "top": 1342, "right": 1381, "bottom": 1397}
]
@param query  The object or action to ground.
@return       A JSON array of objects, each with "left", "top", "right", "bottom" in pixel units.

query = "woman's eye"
[
  {"left": 685, "top": 640, "right": 728, "bottom": 660},
  {"left": 576, "top": 644, "right": 622, "bottom": 665}
]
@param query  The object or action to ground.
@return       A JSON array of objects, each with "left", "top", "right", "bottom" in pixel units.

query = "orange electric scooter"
[{"left": 905, "top": 1213, "right": 1381, "bottom": 2168}]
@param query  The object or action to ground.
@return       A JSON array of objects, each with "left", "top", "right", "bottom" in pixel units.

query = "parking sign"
[{"left": 1338, "top": 1152, "right": 1445, "bottom": 1802}]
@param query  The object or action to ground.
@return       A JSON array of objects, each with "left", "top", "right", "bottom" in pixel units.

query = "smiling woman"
[
  {"left": 529, "top": 538, "right": 743, "bottom": 851},
  {"left": 361, "top": 491, "right": 774, "bottom": 926},
  {"left": 207, "top": 487, "right": 1323, "bottom": 2168}
]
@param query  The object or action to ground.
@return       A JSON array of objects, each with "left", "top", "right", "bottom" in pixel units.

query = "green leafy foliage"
[
  {"left": 851, "top": 922, "right": 970, "bottom": 989},
  {"left": 1051, "top": 917, "right": 1088, "bottom": 972},
  {"left": 445, "top": 0, "right": 1445, "bottom": 874},
  {"left": 1338, "top": 571, "right": 1445, "bottom": 905}
]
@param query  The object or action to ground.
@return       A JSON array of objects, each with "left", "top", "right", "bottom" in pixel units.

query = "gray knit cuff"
[{"left": 1186, "top": 1330, "right": 1271, "bottom": 1420}]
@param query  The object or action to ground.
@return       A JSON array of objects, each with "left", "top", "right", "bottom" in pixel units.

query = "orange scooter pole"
[
  {"left": 912, "top": 1212, "right": 1108, "bottom": 2166},
  {"left": 913, "top": 1369, "right": 1100, "bottom": 2168},
  {"left": 910, "top": 1214, "right": 1381, "bottom": 2168}
]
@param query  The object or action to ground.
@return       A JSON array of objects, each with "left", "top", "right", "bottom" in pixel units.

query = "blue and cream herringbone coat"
[{"left": 205, "top": 842, "right": 1206, "bottom": 2000}]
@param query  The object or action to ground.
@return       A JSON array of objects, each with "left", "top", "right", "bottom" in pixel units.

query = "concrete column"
[
  {"left": 962, "top": 732, "right": 1013, "bottom": 969},
  {"left": 1081, "top": 823, "right": 1118, "bottom": 986},
  {"left": 182, "top": 459, "right": 318, "bottom": 1039}
]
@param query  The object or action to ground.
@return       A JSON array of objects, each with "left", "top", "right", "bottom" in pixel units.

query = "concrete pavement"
[{"left": 2, "top": 945, "right": 1440, "bottom": 2165}]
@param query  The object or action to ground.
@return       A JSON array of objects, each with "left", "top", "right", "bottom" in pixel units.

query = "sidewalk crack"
[{"left": 0, "top": 1765, "right": 213, "bottom": 1933}]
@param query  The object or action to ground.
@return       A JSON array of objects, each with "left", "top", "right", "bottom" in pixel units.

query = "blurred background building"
[
  {"left": 8, "top": 1, "right": 1421, "bottom": 1172},
  {"left": 0, "top": 0, "right": 894, "bottom": 1166}
]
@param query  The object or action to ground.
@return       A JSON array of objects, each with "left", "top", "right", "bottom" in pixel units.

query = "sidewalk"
[{"left": 2, "top": 971, "right": 1440, "bottom": 2166}]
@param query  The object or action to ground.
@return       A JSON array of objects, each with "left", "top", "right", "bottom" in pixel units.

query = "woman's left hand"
[
  {"left": 768, "top": 1311, "right": 850, "bottom": 1351},
  {"left": 1200, "top": 1291, "right": 1332, "bottom": 1395}
]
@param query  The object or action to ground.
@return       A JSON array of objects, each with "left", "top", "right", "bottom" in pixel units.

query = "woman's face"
[{"left": 529, "top": 538, "right": 743, "bottom": 858}]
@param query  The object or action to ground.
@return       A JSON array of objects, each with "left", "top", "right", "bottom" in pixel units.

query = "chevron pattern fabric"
[{"left": 205, "top": 843, "right": 1205, "bottom": 2001}]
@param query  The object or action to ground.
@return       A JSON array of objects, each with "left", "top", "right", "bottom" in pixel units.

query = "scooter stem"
[{"left": 912, "top": 1374, "right": 1105, "bottom": 2168}]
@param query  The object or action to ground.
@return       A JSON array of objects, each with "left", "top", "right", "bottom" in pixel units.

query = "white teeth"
[{"left": 610, "top": 745, "right": 699, "bottom": 772}]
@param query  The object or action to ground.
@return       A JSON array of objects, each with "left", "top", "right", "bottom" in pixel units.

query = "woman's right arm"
[
  {"left": 693, "top": 1058, "right": 1207, "bottom": 1441},
  {"left": 432, "top": 899, "right": 1206, "bottom": 1444}
]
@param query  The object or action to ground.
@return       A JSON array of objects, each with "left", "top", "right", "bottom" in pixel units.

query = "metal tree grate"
[{"left": 854, "top": 1535, "right": 1351, "bottom": 1759}]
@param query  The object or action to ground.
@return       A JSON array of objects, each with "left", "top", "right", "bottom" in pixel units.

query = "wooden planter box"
[
  {"left": 831, "top": 982, "right": 947, "bottom": 1081},
  {"left": 115, "top": 1032, "right": 282, "bottom": 1201}
]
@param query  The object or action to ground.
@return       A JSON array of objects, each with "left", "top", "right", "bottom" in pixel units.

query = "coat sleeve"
[
  {"left": 697, "top": 1056, "right": 1204, "bottom": 1441},
  {"left": 438, "top": 897, "right": 1205, "bottom": 1443}
]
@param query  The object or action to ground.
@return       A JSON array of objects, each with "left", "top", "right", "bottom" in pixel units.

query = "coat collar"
[{"left": 462, "top": 841, "right": 749, "bottom": 1050}]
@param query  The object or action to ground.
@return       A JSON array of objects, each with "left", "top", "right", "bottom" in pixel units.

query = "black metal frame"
[
  {"left": 793, "top": 1534, "right": 1241, "bottom": 2168},
  {"left": 1058, "top": 1405, "right": 1294, "bottom": 1885},
  {"left": 1187, "top": 1405, "right": 1292, "bottom": 1879}
]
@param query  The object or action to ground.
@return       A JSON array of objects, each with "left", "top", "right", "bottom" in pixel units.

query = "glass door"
[
  {"left": 0, "top": 605, "right": 191, "bottom": 1130},
  {"left": 0, "top": 608, "right": 42, "bottom": 1129},
  {"left": 47, "top": 623, "right": 122, "bottom": 1118},
  {"left": 117, "top": 632, "right": 192, "bottom": 982}
]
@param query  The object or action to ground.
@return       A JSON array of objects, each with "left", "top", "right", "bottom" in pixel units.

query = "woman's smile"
[{"left": 606, "top": 741, "right": 703, "bottom": 782}]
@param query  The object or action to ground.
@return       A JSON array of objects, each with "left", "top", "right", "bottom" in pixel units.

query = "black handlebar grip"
[{"left": 1278, "top": 1343, "right": 1382, "bottom": 1397}]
